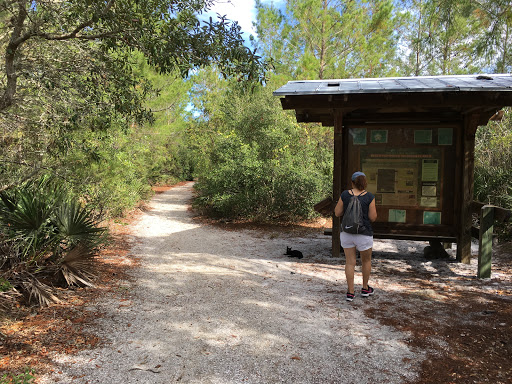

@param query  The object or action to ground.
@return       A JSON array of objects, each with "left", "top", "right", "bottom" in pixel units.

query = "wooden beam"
[
  {"left": 490, "top": 110, "right": 504, "bottom": 121},
  {"left": 323, "top": 228, "right": 457, "bottom": 242},
  {"left": 280, "top": 92, "right": 512, "bottom": 112},
  {"left": 295, "top": 108, "right": 500, "bottom": 127},
  {"left": 470, "top": 201, "right": 512, "bottom": 223},
  {"left": 294, "top": 108, "right": 499, "bottom": 127},
  {"left": 457, "top": 113, "right": 479, "bottom": 263},
  {"left": 343, "top": 111, "right": 462, "bottom": 123},
  {"left": 314, "top": 197, "right": 335, "bottom": 217},
  {"left": 332, "top": 110, "right": 343, "bottom": 258},
  {"left": 370, "top": 223, "right": 456, "bottom": 235},
  {"left": 296, "top": 110, "right": 464, "bottom": 126}
]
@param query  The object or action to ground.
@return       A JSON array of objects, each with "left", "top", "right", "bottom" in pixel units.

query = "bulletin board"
[{"left": 345, "top": 125, "right": 457, "bottom": 230}]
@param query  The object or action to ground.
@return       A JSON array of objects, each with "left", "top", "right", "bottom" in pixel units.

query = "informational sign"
[
  {"left": 423, "top": 211, "right": 441, "bottom": 225},
  {"left": 371, "top": 130, "right": 388, "bottom": 144},
  {"left": 350, "top": 127, "right": 454, "bottom": 226},
  {"left": 363, "top": 158, "right": 418, "bottom": 206},
  {"left": 420, "top": 197, "right": 438, "bottom": 207},
  {"left": 421, "top": 159, "right": 438, "bottom": 182},
  {"left": 420, "top": 181, "right": 438, "bottom": 207},
  {"left": 421, "top": 184, "right": 437, "bottom": 196},
  {"left": 389, "top": 209, "right": 406, "bottom": 223},
  {"left": 438, "top": 128, "right": 453, "bottom": 145},
  {"left": 361, "top": 150, "right": 439, "bottom": 208},
  {"left": 351, "top": 128, "right": 367, "bottom": 145},
  {"left": 415, "top": 130, "right": 432, "bottom": 144}
]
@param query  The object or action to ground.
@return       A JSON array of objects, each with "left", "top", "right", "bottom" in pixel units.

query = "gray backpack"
[{"left": 341, "top": 191, "right": 366, "bottom": 234}]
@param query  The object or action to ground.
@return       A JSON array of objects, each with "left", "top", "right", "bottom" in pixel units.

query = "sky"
[{"left": 205, "top": 0, "right": 286, "bottom": 40}]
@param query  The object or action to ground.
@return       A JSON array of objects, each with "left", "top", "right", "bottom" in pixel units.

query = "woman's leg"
[
  {"left": 344, "top": 247, "right": 357, "bottom": 294},
  {"left": 360, "top": 248, "right": 372, "bottom": 290}
]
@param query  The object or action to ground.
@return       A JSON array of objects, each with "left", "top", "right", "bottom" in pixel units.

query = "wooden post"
[
  {"left": 332, "top": 110, "right": 343, "bottom": 257},
  {"left": 478, "top": 205, "right": 494, "bottom": 279},
  {"left": 457, "top": 114, "right": 478, "bottom": 264}
]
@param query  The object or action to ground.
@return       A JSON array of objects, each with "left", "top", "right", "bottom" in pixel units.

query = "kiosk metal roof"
[
  {"left": 273, "top": 74, "right": 512, "bottom": 96},
  {"left": 273, "top": 74, "right": 512, "bottom": 126}
]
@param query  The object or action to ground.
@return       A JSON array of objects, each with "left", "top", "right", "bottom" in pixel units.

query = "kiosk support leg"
[
  {"left": 457, "top": 114, "right": 478, "bottom": 264},
  {"left": 332, "top": 111, "right": 343, "bottom": 257}
]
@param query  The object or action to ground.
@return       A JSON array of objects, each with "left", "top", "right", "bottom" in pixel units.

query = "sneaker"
[
  {"left": 346, "top": 292, "right": 355, "bottom": 302},
  {"left": 361, "top": 286, "right": 375, "bottom": 297}
]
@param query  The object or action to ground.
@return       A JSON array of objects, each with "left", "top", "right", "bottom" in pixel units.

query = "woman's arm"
[
  {"left": 368, "top": 198, "right": 377, "bottom": 222},
  {"left": 334, "top": 197, "right": 344, "bottom": 217}
]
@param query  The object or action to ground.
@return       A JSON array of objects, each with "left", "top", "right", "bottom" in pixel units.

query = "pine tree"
[{"left": 254, "top": 0, "right": 399, "bottom": 80}]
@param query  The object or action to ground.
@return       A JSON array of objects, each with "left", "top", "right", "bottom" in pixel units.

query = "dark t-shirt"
[{"left": 340, "top": 190, "right": 375, "bottom": 236}]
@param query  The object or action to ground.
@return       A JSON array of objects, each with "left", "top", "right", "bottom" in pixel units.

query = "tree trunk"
[{"left": 0, "top": 2, "right": 28, "bottom": 112}]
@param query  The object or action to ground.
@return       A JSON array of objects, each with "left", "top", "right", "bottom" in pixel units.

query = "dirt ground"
[{"left": 1, "top": 182, "right": 511, "bottom": 383}]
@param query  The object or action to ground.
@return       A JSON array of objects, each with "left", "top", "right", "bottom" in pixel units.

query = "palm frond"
[
  {"left": 0, "top": 289, "right": 22, "bottom": 314},
  {"left": 59, "top": 245, "right": 97, "bottom": 287},
  {"left": 1, "top": 188, "right": 57, "bottom": 261},
  {"left": 0, "top": 191, "right": 16, "bottom": 213},
  {"left": 21, "top": 276, "right": 61, "bottom": 306},
  {"left": 54, "top": 201, "right": 106, "bottom": 248}
]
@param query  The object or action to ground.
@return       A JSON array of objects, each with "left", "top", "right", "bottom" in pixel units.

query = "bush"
[
  {"left": 475, "top": 109, "right": 512, "bottom": 241},
  {"left": 0, "top": 177, "right": 105, "bottom": 264},
  {"left": 0, "top": 177, "right": 106, "bottom": 305},
  {"left": 0, "top": 277, "right": 12, "bottom": 292},
  {"left": 0, "top": 369, "right": 34, "bottom": 384},
  {"left": 194, "top": 82, "right": 332, "bottom": 222}
]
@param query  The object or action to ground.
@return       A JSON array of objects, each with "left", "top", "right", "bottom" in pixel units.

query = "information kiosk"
[{"left": 274, "top": 75, "right": 512, "bottom": 262}]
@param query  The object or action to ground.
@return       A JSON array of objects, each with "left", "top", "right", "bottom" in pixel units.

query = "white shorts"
[{"left": 340, "top": 232, "right": 373, "bottom": 251}]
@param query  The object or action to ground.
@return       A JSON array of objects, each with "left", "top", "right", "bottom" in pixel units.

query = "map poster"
[
  {"left": 377, "top": 169, "right": 396, "bottom": 193},
  {"left": 362, "top": 159, "right": 418, "bottom": 206},
  {"left": 360, "top": 148, "right": 441, "bottom": 209}
]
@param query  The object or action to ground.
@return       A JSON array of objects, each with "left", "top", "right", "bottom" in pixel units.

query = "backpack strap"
[{"left": 351, "top": 189, "right": 366, "bottom": 197}]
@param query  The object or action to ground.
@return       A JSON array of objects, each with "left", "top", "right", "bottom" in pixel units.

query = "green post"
[{"left": 478, "top": 205, "right": 494, "bottom": 279}]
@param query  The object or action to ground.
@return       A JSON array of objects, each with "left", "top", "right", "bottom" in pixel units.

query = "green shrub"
[
  {"left": 0, "top": 369, "right": 34, "bottom": 384},
  {"left": 0, "top": 177, "right": 105, "bottom": 264},
  {"left": 194, "top": 82, "right": 332, "bottom": 222},
  {"left": 475, "top": 109, "right": 512, "bottom": 241},
  {"left": 0, "top": 177, "right": 107, "bottom": 305},
  {"left": 0, "top": 277, "right": 12, "bottom": 292}
]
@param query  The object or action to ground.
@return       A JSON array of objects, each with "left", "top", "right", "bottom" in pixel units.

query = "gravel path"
[{"left": 41, "top": 182, "right": 424, "bottom": 384}]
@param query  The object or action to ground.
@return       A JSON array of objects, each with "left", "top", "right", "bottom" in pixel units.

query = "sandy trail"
[{"left": 41, "top": 182, "right": 430, "bottom": 383}]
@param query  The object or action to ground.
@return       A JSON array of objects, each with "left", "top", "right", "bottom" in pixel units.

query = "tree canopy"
[
  {"left": 254, "top": 0, "right": 399, "bottom": 79},
  {"left": 253, "top": 0, "right": 512, "bottom": 79},
  {"left": 0, "top": 0, "right": 266, "bottom": 112},
  {"left": 0, "top": 0, "right": 268, "bottom": 192}
]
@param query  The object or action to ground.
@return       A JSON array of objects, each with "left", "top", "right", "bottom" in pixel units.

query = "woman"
[{"left": 334, "top": 171, "right": 377, "bottom": 302}]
